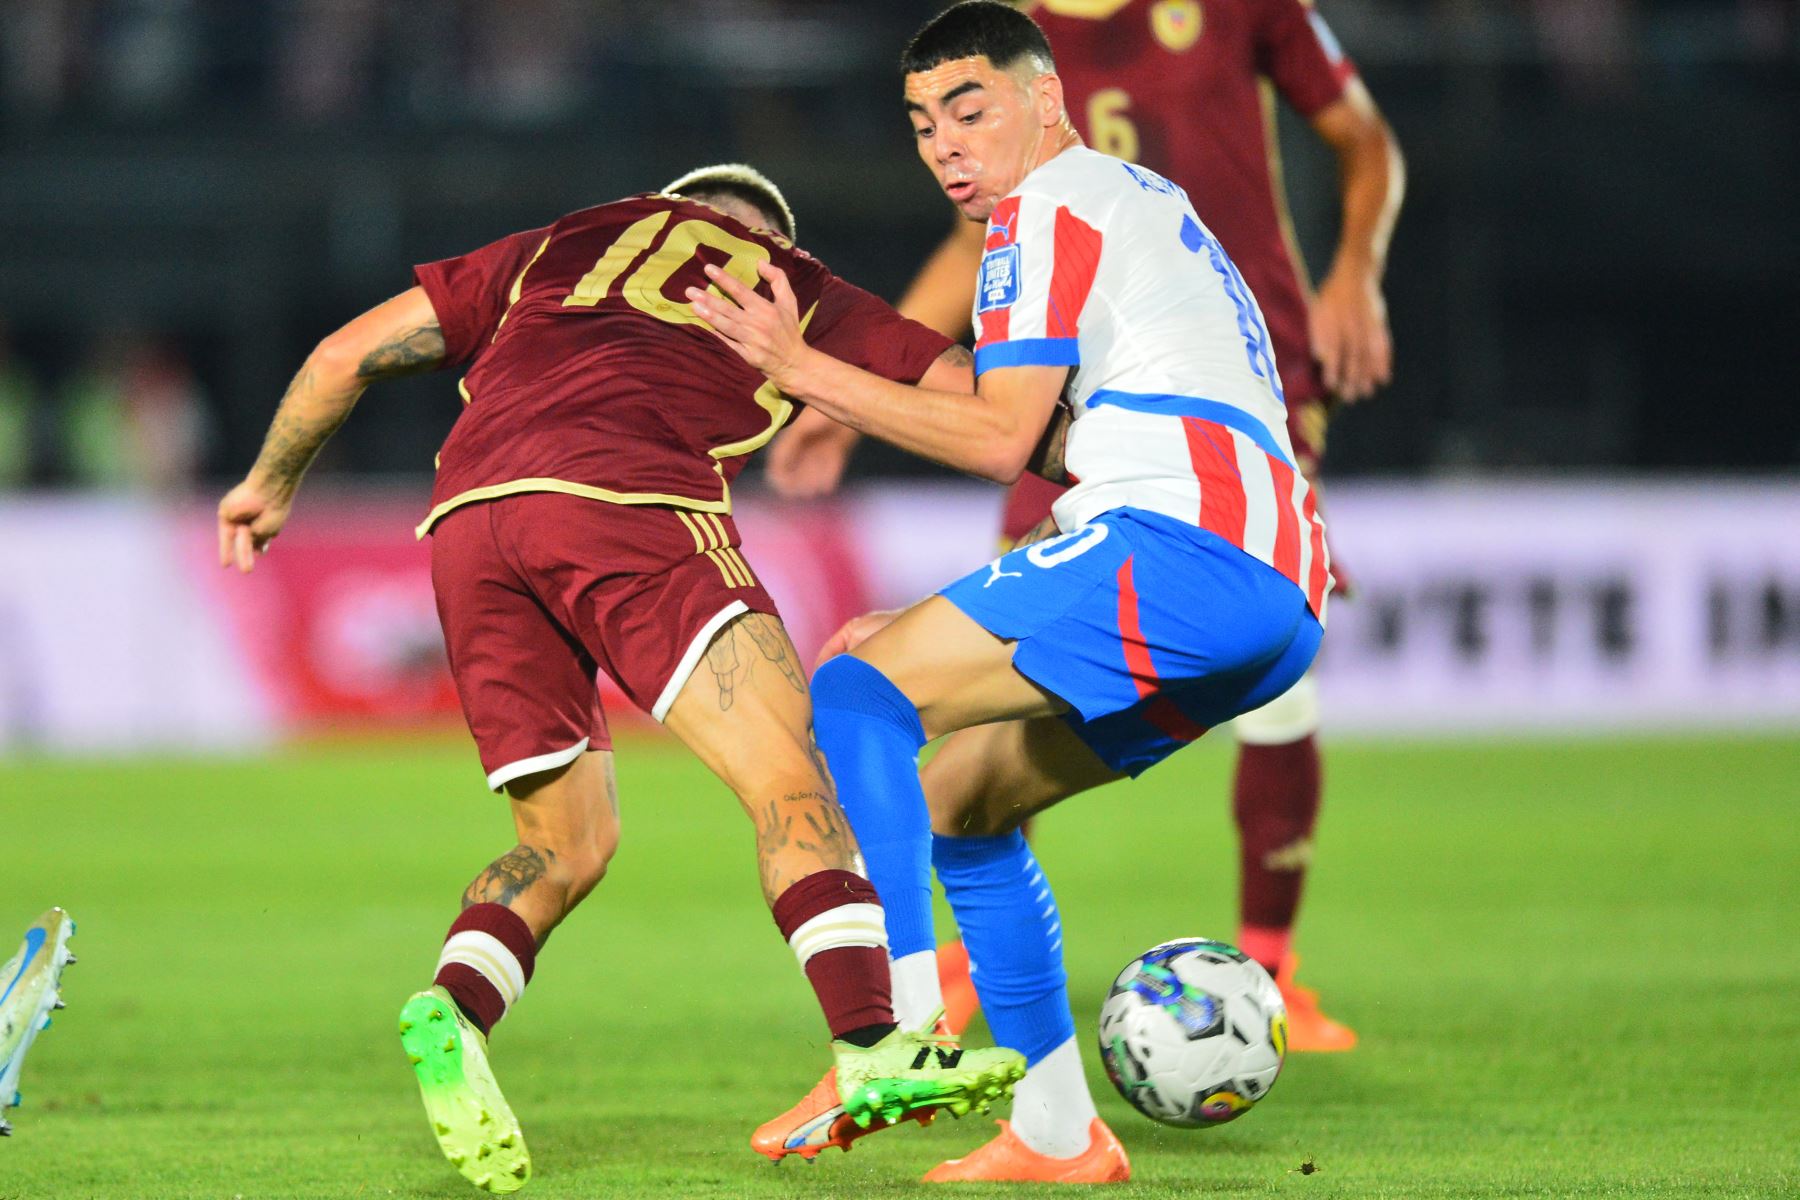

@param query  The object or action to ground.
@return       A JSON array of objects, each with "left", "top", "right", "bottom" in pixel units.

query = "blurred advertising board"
[{"left": 0, "top": 479, "right": 1795, "bottom": 753}]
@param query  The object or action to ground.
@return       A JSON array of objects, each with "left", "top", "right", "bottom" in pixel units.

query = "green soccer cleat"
[
  {"left": 0, "top": 907, "right": 78, "bottom": 1137},
  {"left": 834, "top": 1026, "right": 1026, "bottom": 1130},
  {"left": 398, "top": 987, "right": 531, "bottom": 1194}
]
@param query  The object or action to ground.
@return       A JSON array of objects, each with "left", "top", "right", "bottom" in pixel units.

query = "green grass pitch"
[{"left": 4, "top": 733, "right": 1796, "bottom": 1198}]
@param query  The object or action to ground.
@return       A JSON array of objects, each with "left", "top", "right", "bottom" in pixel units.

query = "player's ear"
[{"left": 1034, "top": 72, "right": 1066, "bottom": 131}]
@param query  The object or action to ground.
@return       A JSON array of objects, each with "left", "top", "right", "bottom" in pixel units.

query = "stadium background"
[{"left": 2, "top": 3, "right": 1796, "bottom": 1197}]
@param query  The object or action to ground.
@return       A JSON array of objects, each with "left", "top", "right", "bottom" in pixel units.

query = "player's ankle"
[
  {"left": 836, "top": 1022, "right": 898, "bottom": 1049},
  {"left": 434, "top": 903, "right": 537, "bottom": 1035}
]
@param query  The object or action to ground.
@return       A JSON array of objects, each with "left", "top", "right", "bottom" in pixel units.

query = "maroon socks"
[
  {"left": 772, "top": 869, "right": 895, "bottom": 1044},
  {"left": 1233, "top": 735, "right": 1322, "bottom": 975},
  {"left": 434, "top": 903, "right": 538, "bottom": 1034}
]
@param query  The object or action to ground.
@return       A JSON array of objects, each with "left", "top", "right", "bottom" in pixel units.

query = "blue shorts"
[{"left": 939, "top": 508, "right": 1321, "bottom": 777}]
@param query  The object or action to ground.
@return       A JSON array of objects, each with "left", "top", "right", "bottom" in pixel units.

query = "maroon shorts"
[{"left": 430, "top": 492, "right": 778, "bottom": 790}]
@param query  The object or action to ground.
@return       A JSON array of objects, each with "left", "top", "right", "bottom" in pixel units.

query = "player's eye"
[
  {"left": 959, "top": 110, "right": 983, "bottom": 125},
  {"left": 913, "top": 124, "right": 934, "bottom": 139}
]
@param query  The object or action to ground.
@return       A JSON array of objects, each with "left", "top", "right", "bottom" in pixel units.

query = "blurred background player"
[
  {"left": 768, "top": 0, "right": 1404, "bottom": 1051},
  {"left": 216, "top": 165, "right": 1022, "bottom": 1194}
]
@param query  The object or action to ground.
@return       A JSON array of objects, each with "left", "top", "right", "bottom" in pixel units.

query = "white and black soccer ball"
[{"left": 1096, "top": 938, "right": 1287, "bottom": 1128}]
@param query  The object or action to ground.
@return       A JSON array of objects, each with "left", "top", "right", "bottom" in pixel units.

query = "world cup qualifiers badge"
[{"left": 977, "top": 244, "right": 1021, "bottom": 313}]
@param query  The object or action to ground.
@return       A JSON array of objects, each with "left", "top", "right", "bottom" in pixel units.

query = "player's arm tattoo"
[
  {"left": 462, "top": 844, "right": 556, "bottom": 909},
  {"left": 247, "top": 362, "right": 349, "bottom": 491},
  {"left": 936, "top": 344, "right": 974, "bottom": 371},
  {"left": 1015, "top": 514, "right": 1061, "bottom": 548},
  {"left": 356, "top": 320, "right": 446, "bottom": 380},
  {"left": 1025, "top": 402, "right": 1073, "bottom": 485}
]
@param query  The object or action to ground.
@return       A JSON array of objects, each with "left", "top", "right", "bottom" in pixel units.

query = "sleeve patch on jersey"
[{"left": 977, "top": 244, "right": 1022, "bottom": 314}]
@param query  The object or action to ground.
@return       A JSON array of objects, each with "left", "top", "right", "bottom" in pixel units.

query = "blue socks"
[
  {"left": 811, "top": 654, "right": 1077, "bottom": 1067},
  {"left": 809, "top": 656, "right": 934, "bottom": 959},
  {"left": 933, "top": 831, "right": 1075, "bottom": 1066}
]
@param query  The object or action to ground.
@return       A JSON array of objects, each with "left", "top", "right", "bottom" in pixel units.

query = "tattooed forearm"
[
  {"left": 357, "top": 322, "right": 446, "bottom": 380},
  {"left": 248, "top": 363, "right": 351, "bottom": 490},
  {"left": 937, "top": 344, "right": 974, "bottom": 371},
  {"left": 1025, "top": 402, "right": 1072, "bottom": 485},
  {"left": 462, "top": 844, "right": 556, "bottom": 909},
  {"left": 1014, "top": 514, "right": 1061, "bottom": 548}
]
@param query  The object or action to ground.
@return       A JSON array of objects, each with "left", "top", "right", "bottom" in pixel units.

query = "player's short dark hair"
[
  {"left": 662, "top": 163, "right": 796, "bottom": 241},
  {"left": 900, "top": 1, "right": 1056, "bottom": 78}
]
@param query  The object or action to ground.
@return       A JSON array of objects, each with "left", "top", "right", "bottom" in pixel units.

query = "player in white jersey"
[{"left": 690, "top": 1, "right": 1328, "bottom": 1182}]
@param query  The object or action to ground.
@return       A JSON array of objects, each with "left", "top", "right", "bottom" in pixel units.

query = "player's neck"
[{"left": 1024, "top": 122, "right": 1085, "bottom": 180}]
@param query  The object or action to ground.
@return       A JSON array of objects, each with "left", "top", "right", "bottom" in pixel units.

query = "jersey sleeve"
[
  {"left": 412, "top": 225, "right": 552, "bottom": 368},
  {"left": 970, "top": 192, "right": 1103, "bottom": 378},
  {"left": 806, "top": 276, "right": 954, "bottom": 385},
  {"left": 1254, "top": 0, "right": 1358, "bottom": 119}
]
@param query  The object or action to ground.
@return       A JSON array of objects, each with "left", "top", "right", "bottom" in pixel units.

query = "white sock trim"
[
  {"left": 788, "top": 902, "right": 887, "bottom": 968},
  {"left": 652, "top": 600, "right": 751, "bottom": 721},
  {"left": 1010, "top": 1036, "right": 1100, "bottom": 1159},
  {"left": 438, "top": 930, "right": 527, "bottom": 1013}
]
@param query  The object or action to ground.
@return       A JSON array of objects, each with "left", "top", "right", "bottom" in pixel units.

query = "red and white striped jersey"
[{"left": 971, "top": 146, "right": 1333, "bottom": 619}]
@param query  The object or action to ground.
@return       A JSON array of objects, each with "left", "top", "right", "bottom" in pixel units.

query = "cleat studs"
[
  {"left": 398, "top": 1019, "right": 413, "bottom": 1032},
  {"left": 429, "top": 1008, "right": 444, "bottom": 1020},
  {"left": 53, "top": 999, "right": 66, "bottom": 1010},
  {"left": 434, "top": 1122, "right": 451, "bottom": 1136},
  {"left": 64, "top": 954, "right": 77, "bottom": 966},
  {"left": 443, "top": 1037, "right": 456, "bottom": 1052},
  {"left": 407, "top": 1053, "right": 423, "bottom": 1065}
]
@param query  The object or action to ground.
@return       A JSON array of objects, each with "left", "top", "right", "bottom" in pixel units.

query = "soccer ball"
[{"left": 1096, "top": 938, "right": 1287, "bottom": 1127}]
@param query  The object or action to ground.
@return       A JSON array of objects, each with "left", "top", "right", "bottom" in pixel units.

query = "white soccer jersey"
[{"left": 972, "top": 146, "right": 1332, "bottom": 618}]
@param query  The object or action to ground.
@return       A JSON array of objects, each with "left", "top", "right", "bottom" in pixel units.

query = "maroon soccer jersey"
[
  {"left": 1022, "top": 0, "right": 1356, "bottom": 410},
  {"left": 412, "top": 195, "right": 952, "bottom": 534}
]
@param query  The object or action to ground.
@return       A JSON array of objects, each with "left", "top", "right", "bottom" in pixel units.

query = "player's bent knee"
[
  {"left": 1231, "top": 671, "right": 1321, "bottom": 746},
  {"left": 811, "top": 655, "right": 926, "bottom": 747}
]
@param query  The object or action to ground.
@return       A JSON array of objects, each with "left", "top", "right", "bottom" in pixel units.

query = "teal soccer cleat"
[{"left": 0, "top": 908, "right": 78, "bottom": 1136}]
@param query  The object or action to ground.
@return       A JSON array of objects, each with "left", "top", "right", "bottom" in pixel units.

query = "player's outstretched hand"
[
  {"left": 216, "top": 479, "right": 293, "bottom": 574},
  {"left": 1309, "top": 267, "right": 1392, "bottom": 404},
  {"left": 767, "top": 408, "right": 861, "bottom": 500},
  {"left": 815, "top": 608, "right": 907, "bottom": 668},
  {"left": 687, "top": 262, "right": 809, "bottom": 388}
]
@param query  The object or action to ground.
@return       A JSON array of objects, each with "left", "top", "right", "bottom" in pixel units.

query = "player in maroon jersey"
[
  {"left": 215, "top": 165, "right": 1025, "bottom": 1194},
  {"left": 769, "top": 0, "right": 1404, "bottom": 1059}
]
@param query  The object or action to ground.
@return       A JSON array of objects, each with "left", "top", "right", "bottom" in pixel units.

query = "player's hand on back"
[
  {"left": 1308, "top": 267, "right": 1392, "bottom": 404},
  {"left": 767, "top": 408, "right": 861, "bottom": 500},
  {"left": 216, "top": 478, "right": 293, "bottom": 573},
  {"left": 688, "top": 263, "right": 809, "bottom": 390}
]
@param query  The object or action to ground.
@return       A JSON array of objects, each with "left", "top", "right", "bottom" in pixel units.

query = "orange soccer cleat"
[
  {"left": 923, "top": 1118, "right": 1131, "bottom": 1184},
  {"left": 750, "top": 1067, "right": 933, "bottom": 1163},
  {"left": 1277, "top": 956, "right": 1358, "bottom": 1052},
  {"left": 936, "top": 939, "right": 981, "bottom": 1036}
]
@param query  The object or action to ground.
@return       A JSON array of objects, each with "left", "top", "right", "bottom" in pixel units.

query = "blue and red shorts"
[{"left": 940, "top": 507, "right": 1321, "bottom": 777}]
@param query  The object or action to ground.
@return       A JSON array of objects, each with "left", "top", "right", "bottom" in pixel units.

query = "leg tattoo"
[{"left": 462, "top": 845, "right": 556, "bottom": 910}]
